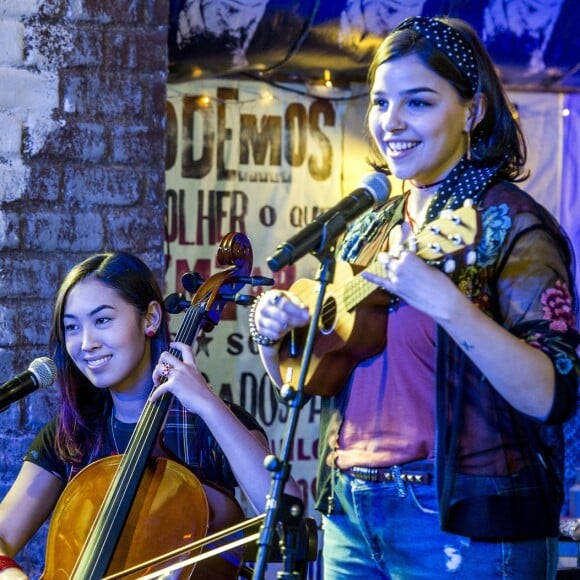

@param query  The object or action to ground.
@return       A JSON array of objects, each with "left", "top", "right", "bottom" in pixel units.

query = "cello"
[{"left": 42, "top": 233, "right": 255, "bottom": 579}]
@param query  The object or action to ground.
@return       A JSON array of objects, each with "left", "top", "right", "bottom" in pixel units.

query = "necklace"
[
  {"left": 110, "top": 413, "right": 120, "bottom": 455},
  {"left": 409, "top": 177, "right": 445, "bottom": 190},
  {"left": 404, "top": 196, "right": 420, "bottom": 235}
]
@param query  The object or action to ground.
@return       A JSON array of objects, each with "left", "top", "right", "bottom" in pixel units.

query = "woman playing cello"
[{"left": 0, "top": 251, "right": 299, "bottom": 578}]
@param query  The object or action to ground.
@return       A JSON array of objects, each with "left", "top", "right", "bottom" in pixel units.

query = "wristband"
[
  {"left": 0, "top": 556, "right": 22, "bottom": 572},
  {"left": 249, "top": 293, "right": 280, "bottom": 347}
]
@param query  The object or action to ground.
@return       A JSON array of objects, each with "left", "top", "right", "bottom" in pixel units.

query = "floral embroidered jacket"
[{"left": 314, "top": 180, "right": 580, "bottom": 539}]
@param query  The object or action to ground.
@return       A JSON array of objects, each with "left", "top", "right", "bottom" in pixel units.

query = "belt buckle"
[{"left": 389, "top": 465, "right": 406, "bottom": 497}]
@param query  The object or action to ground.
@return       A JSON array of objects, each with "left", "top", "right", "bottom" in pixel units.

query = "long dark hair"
[
  {"left": 367, "top": 16, "right": 527, "bottom": 181},
  {"left": 49, "top": 252, "right": 170, "bottom": 465}
]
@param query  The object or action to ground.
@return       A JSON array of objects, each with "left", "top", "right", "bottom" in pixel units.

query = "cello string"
[{"left": 74, "top": 300, "right": 210, "bottom": 574}]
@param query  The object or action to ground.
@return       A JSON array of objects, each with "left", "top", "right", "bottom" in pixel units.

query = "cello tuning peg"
[
  {"left": 164, "top": 292, "right": 190, "bottom": 314},
  {"left": 182, "top": 272, "right": 204, "bottom": 293},
  {"left": 217, "top": 292, "right": 255, "bottom": 306}
]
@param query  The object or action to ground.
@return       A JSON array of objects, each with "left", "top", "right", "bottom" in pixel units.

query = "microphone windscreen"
[
  {"left": 29, "top": 357, "right": 57, "bottom": 388},
  {"left": 358, "top": 172, "right": 391, "bottom": 204}
]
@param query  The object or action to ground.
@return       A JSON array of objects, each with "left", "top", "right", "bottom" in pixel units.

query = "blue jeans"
[{"left": 322, "top": 464, "right": 558, "bottom": 579}]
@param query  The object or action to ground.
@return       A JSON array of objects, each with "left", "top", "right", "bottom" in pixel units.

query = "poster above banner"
[{"left": 168, "top": 0, "right": 580, "bottom": 89}]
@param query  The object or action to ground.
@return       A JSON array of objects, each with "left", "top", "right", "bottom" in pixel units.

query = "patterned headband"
[{"left": 392, "top": 16, "right": 479, "bottom": 94}]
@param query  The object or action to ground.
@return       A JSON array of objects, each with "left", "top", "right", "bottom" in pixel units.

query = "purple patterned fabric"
[{"left": 559, "top": 92, "right": 580, "bottom": 515}]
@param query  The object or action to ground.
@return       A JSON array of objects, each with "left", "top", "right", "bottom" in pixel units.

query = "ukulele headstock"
[{"left": 413, "top": 199, "right": 479, "bottom": 273}]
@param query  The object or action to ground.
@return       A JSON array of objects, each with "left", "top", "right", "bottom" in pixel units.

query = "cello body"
[{"left": 42, "top": 455, "right": 244, "bottom": 579}]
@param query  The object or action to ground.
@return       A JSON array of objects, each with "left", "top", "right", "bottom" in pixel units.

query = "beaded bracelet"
[
  {"left": 0, "top": 556, "right": 22, "bottom": 572},
  {"left": 249, "top": 293, "right": 280, "bottom": 347}
]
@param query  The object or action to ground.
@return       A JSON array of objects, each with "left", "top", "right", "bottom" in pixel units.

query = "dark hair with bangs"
[
  {"left": 49, "top": 252, "right": 170, "bottom": 466},
  {"left": 367, "top": 16, "right": 527, "bottom": 182}
]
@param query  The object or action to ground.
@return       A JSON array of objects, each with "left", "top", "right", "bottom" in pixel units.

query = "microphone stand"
[{"left": 252, "top": 238, "right": 339, "bottom": 580}]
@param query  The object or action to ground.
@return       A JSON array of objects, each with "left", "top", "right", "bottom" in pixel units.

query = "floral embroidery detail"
[
  {"left": 522, "top": 324, "right": 579, "bottom": 376},
  {"left": 340, "top": 204, "right": 396, "bottom": 262},
  {"left": 526, "top": 332, "right": 545, "bottom": 351},
  {"left": 555, "top": 353, "right": 574, "bottom": 375},
  {"left": 457, "top": 266, "right": 492, "bottom": 315},
  {"left": 457, "top": 277, "right": 474, "bottom": 297},
  {"left": 541, "top": 280, "right": 575, "bottom": 332},
  {"left": 477, "top": 203, "right": 511, "bottom": 267}
]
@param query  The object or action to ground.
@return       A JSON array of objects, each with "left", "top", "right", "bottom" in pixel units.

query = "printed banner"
[{"left": 165, "top": 80, "right": 351, "bottom": 568}]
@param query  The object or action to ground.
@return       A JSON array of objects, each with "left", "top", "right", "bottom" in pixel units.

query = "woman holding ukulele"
[{"left": 250, "top": 15, "right": 580, "bottom": 580}]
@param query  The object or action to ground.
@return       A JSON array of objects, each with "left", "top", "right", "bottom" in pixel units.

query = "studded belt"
[{"left": 345, "top": 465, "right": 431, "bottom": 484}]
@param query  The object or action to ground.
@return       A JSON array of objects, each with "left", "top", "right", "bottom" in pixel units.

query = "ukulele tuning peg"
[
  {"left": 428, "top": 242, "right": 442, "bottom": 253},
  {"left": 428, "top": 225, "right": 441, "bottom": 235},
  {"left": 466, "top": 249, "right": 477, "bottom": 265},
  {"left": 448, "top": 234, "right": 463, "bottom": 246},
  {"left": 443, "top": 259, "right": 456, "bottom": 274},
  {"left": 463, "top": 198, "right": 474, "bottom": 207},
  {"left": 441, "top": 208, "right": 461, "bottom": 225}
]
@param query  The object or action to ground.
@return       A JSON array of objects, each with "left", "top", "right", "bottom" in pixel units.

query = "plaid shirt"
[{"left": 25, "top": 398, "right": 266, "bottom": 494}]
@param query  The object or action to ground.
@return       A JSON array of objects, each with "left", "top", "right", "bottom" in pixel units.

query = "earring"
[
  {"left": 146, "top": 329, "right": 156, "bottom": 337},
  {"left": 466, "top": 130, "right": 472, "bottom": 162}
]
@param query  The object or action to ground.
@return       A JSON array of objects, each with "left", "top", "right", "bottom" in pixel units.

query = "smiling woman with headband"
[{"left": 250, "top": 15, "right": 580, "bottom": 579}]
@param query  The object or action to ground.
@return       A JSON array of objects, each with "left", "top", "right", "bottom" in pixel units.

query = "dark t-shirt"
[{"left": 24, "top": 400, "right": 267, "bottom": 494}]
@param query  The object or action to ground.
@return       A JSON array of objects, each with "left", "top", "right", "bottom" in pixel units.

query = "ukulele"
[{"left": 278, "top": 200, "right": 480, "bottom": 397}]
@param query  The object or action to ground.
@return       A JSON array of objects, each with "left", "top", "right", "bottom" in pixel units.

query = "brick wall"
[{"left": 0, "top": 0, "right": 168, "bottom": 574}]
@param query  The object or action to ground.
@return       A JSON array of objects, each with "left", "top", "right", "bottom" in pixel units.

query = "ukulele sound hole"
[{"left": 319, "top": 296, "right": 337, "bottom": 335}]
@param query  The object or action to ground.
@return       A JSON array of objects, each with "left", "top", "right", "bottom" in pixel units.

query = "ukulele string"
[{"left": 314, "top": 203, "right": 475, "bottom": 344}]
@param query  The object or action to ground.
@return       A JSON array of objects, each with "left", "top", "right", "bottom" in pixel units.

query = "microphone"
[
  {"left": 0, "top": 357, "right": 57, "bottom": 412},
  {"left": 267, "top": 172, "right": 391, "bottom": 271}
]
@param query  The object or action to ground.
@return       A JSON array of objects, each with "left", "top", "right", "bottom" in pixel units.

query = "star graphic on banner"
[{"left": 196, "top": 331, "right": 213, "bottom": 356}]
